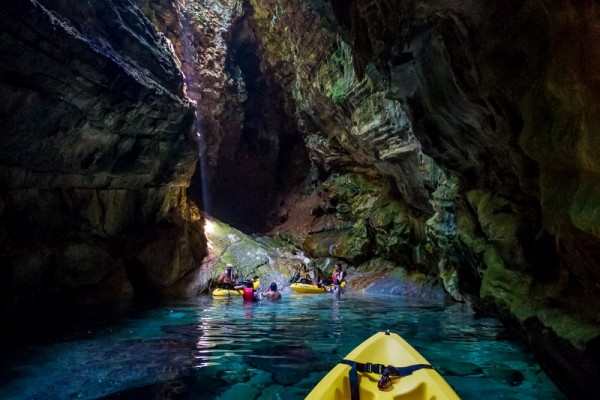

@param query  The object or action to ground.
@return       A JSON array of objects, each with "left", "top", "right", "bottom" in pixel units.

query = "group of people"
[
  {"left": 217, "top": 264, "right": 281, "bottom": 301},
  {"left": 298, "top": 261, "right": 346, "bottom": 288},
  {"left": 217, "top": 262, "right": 348, "bottom": 300}
]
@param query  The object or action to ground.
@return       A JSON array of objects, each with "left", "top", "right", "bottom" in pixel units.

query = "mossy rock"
[
  {"left": 323, "top": 173, "right": 382, "bottom": 203},
  {"left": 480, "top": 261, "right": 599, "bottom": 349},
  {"left": 203, "top": 218, "right": 292, "bottom": 284},
  {"left": 369, "top": 201, "right": 410, "bottom": 229},
  {"left": 465, "top": 189, "right": 536, "bottom": 269},
  {"left": 570, "top": 171, "right": 600, "bottom": 237},
  {"left": 455, "top": 208, "right": 488, "bottom": 254},
  {"left": 302, "top": 226, "right": 370, "bottom": 262},
  {"left": 480, "top": 262, "right": 533, "bottom": 320},
  {"left": 466, "top": 190, "right": 521, "bottom": 241},
  {"left": 369, "top": 201, "right": 415, "bottom": 260}
]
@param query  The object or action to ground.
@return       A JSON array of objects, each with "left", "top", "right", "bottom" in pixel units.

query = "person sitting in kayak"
[
  {"left": 217, "top": 264, "right": 244, "bottom": 290},
  {"left": 262, "top": 282, "right": 282, "bottom": 301},
  {"left": 299, "top": 271, "right": 313, "bottom": 284},
  {"left": 242, "top": 280, "right": 259, "bottom": 302}
]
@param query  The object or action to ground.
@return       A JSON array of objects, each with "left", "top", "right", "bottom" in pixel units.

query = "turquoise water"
[{"left": 0, "top": 291, "right": 565, "bottom": 399}]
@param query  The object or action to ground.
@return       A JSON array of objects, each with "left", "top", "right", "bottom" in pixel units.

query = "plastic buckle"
[{"left": 386, "top": 365, "right": 398, "bottom": 376}]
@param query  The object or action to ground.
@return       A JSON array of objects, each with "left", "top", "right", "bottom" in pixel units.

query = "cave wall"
[
  {"left": 334, "top": 0, "right": 600, "bottom": 305},
  {"left": 1, "top": 0, "right": 599, "bottom": 397},
  {"left": 138, "top": 0, "right": 311, "bottom": 232},
  {"left": 245, "top": 0, "right": 459, "bottom": 294},
  {"left": 241, "top": 0, "right": 600, "bottom": 397},
  {"left": 0, "top": 0, "right": 206, "bottom": 319}
]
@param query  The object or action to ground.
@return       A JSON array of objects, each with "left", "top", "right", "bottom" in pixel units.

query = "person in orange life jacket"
[
  {"left": 242, "top": 280, "right": 259, "bottom": 302},
  {"left": 332, "top": 263, "right": 346, "bottom": 298},
  {"left": 217, "top": 264, "right": 244, "bottom": 290}
]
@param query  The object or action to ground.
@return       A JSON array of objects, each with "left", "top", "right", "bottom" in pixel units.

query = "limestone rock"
[{"left": 0, "top": 0, "right": 205, "bottom": 317}]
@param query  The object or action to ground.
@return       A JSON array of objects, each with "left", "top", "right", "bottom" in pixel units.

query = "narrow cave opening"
[{"left": 190, "top": 14, "right": 310, "bottom": 234}]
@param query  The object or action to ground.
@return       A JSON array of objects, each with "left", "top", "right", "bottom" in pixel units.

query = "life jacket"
[
  {"left": 243, "top": 287, "right": 255, "bottom": 301},
  {"left": 332, "top": 271, "right": 344, "bottom": 284}
]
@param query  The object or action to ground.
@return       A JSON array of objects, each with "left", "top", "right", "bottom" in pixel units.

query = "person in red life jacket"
[
  {"left": 242, "top": 280, "right": 258, "bottom": 302},
  {"left": 332, "top": 263, "right": 346, "bottom": 298}
]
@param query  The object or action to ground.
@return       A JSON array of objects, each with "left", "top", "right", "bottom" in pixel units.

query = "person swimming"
[{"left": 262, "top": 282, "right": 281, "bottom": 301}]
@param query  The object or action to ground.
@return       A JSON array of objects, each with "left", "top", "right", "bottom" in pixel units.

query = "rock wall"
[
  {"left": 242, "top": 0, "right": 600, "bottom": 397},
  {"left": 332, "top": 1, "right": 600, "bottom": 396},
  {"left": 138, "top": 0, "right": 310, "bottom": 232},
  {"left": 1, "top": 0, "right": 599, "bottom": 397},
  {"left": 0, "top": 0, "right": 206, "bottom": 320}
]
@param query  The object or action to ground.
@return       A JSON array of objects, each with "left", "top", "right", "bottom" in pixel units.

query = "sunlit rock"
[{"left": 200, "top": 216, "right": 312, "bottom": 291}]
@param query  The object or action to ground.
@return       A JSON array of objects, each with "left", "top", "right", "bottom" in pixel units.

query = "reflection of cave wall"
[{"left": 202, "top": 14, "right": 310, "bottom": 233}]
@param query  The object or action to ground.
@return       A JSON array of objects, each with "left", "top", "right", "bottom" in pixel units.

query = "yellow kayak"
[
  {"left": 212, "top": 279, "right": 260, "bottom": 297},
  {"left": 290, "top": 281, "right": 346, "bottom": 294},
  {"left": 211, "top": 288, "right": 242, "bottom": 297},
  {"left": 306, "top": 331, "right": 460, "bottom": 399}
]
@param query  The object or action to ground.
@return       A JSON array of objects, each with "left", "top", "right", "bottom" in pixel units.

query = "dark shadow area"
[{"left": 188, "top": 10, "right": 310, "bottom": 234}]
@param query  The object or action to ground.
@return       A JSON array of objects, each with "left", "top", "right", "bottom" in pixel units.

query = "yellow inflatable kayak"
[
  {"left": 306, "top": 331, "right": 460, "bottom": 399},
  {"left": 212, "top": 279, "right": 260, "bottom": 297},
  {"left": 290, "top": 281, "right": 346, "bottom": 294},
  {"left": 211, "top": 287, "right": 242, "bottom": 296}
]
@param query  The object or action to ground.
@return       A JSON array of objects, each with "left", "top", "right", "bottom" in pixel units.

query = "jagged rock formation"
[
  {"left": 139, "top": 0, "right": 311, "bottom": 232},
  {"left": 0, "top": 0, "right": 206, "bottom": 319},
  {"left": 326, "top": 1, "right": 600, "bottom": 397}
]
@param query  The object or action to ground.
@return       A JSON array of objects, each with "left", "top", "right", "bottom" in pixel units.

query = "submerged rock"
[{"left": 244, "top": 342, "right": 327, "bottom": 386}]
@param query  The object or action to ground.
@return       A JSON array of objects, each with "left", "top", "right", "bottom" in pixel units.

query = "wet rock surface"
[{"left": 0, "top": 0, "right": 205, "bottom": 320}]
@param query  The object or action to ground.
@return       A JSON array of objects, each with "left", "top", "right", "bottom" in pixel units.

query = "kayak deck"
[{"left": 306, "top": 331, "right": 460, "bottom": 399}]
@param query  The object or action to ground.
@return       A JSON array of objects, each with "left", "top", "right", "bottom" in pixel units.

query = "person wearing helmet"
[{"left": 217, "top": 264, "right": 242, "bottom": 289}]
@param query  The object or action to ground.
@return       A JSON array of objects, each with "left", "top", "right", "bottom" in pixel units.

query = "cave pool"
[{"left": 0, "top": 291, "right": 566, "bottom": 399}]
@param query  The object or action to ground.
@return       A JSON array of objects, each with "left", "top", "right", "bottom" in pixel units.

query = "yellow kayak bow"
[{"left": 306, "top": 331, "right": 460, "bottom": 399}]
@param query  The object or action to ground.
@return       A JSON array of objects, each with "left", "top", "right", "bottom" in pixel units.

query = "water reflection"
[{"left": 0, "top": 292, "right": 566, "bottom": 400}]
